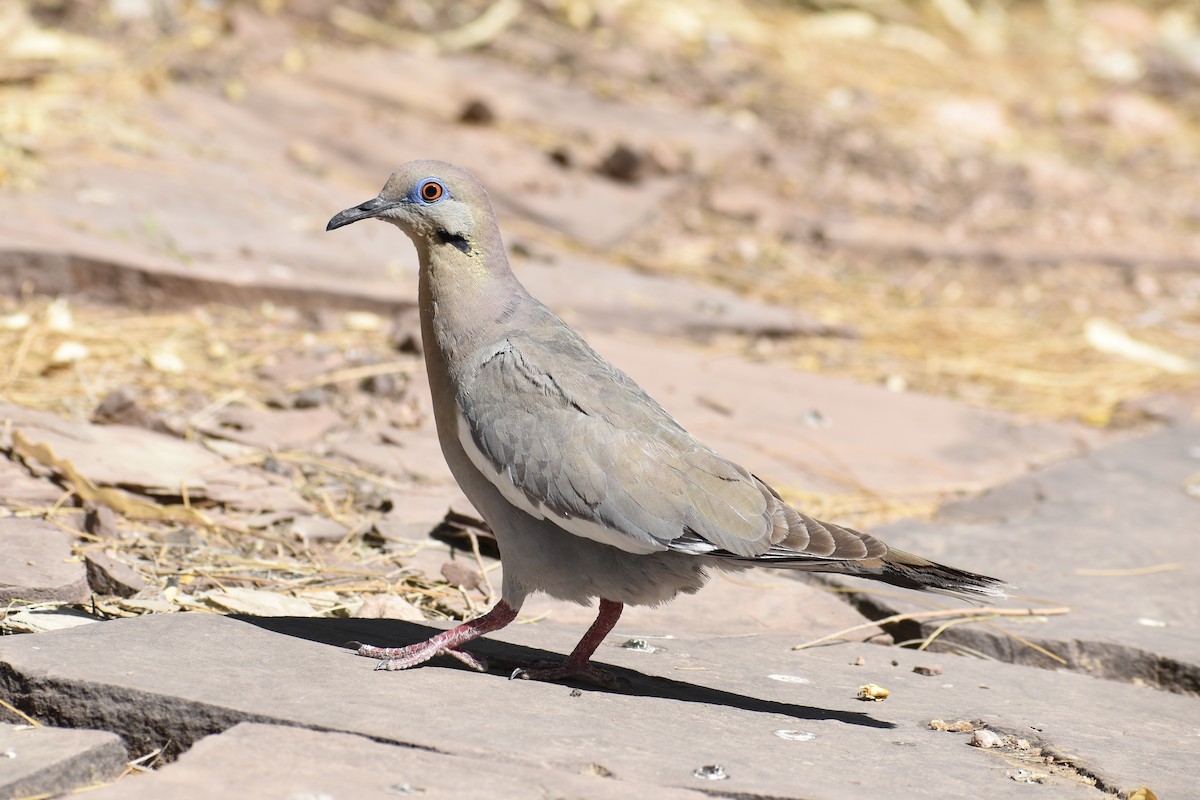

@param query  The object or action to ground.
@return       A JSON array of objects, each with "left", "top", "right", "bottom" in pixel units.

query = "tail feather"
[
  {"left": 725, "top": 547, "right": 1013, "bottom": 602},
  {"left": 837, "top": 549, "right": 1013, "bottom": 602}
]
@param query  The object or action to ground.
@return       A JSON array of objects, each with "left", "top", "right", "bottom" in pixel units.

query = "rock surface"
[
  {"left": 1, "top": 611, "right": 1194, "bottom": 798},
  {"left": 0, "top": 404, "right": 310, "bottom": 514},
  {"left": 0, "top": 723, "right": 126, "bottom": 800},
  {"left": 837, "top": 420, "right": 1200, "bottom": 694},
  {"left": 0, "top": 519, "right": 90, "bottom": 604},
  {"left": 81, "top": 721, "right": 710, "bottom": 800}
]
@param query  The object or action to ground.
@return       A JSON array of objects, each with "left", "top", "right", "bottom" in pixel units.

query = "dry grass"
[
  {"left": 0, "top": 297, "right": 392, "bottom": 419},
  {"left": 751, "top": 262, "right": 1200, "bottom": 426},
  {"left": 0, "top": 296, "right": 474, "bottom": 631}
]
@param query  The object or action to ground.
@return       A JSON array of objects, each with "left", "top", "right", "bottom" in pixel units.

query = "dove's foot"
[
  {"left": 509, "top": 660, "right": 622, "bottom": 690},
  {"left": 504, "top": 598, "right": 626, "bottom": 689},
  {"left": 357, "top": 640, "right": 490, "bottom": 671},
  {"left": 351, "top": 599, "right": 518, "bottom": 672}
]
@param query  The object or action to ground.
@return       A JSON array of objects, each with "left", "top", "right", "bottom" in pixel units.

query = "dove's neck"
[{"left": 415, "top": 223, "right": 531, "bottom": 382}]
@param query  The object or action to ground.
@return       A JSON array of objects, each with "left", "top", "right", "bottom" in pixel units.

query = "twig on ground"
[{"left": 791, "top": 606, "right": 1070, "bottom": 651}]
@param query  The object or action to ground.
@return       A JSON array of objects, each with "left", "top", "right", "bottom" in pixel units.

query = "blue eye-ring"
[{"left": 416, "top": 178, "right": 446, "bottom": 203}]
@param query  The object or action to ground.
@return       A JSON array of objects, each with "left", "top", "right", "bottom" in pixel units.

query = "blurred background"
[
  {"left": 3, "top": 0, "right": 1199, "bottom": 422},
  {"left": 1, "top": 0, "right": 1198, "bottom": 632}
]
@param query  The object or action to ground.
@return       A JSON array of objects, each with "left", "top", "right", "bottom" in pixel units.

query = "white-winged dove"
[{"left": 328, "top": 161, "right": 1009, "bottom": 686}]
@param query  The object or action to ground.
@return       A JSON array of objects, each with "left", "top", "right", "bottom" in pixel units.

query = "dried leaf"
[
  {"left": 12, "top": 429, "right": 213, "bottom": 526},
  {"left": 199, "top": 587, "right": 319, "bottom": 617},
  {"left": 1, "top": 607, "right": 99, "bottom": 634}
]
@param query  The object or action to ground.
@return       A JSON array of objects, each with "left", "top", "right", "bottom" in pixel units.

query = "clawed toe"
[
  {"left": 356, "top": 642, "right": 405, "bottom": 660},
  {"left": 344, "top": 600, "right": 625, "bottom": 688},
  {"left": 356, "top": 641, "right": 488, "bottom": 672},
  {"left": 508, "top": 662, "right": 622, "bottom": 690}
]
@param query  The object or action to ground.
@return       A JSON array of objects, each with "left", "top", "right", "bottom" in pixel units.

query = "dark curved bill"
[{"left": 326, "top": 196, "right": 389, "bottom": 231}]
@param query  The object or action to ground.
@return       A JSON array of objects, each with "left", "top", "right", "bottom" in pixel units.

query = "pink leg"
[
  {"left": 355, "top": 600, "right": 519, "bottom": 672},
  {"left": 512, "top": 599, "right": 624, "bottom": 688}
]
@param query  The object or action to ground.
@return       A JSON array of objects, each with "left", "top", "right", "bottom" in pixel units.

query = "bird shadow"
[{"left": 234, "top": 615, "right": 895, "bottom": 730}]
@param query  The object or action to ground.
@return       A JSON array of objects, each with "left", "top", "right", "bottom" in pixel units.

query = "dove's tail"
[
  {"left": 734, "top": 548, "right": 1013, "bottom": 602},
  {"left": 831, "top": 548, "right": 1014, "bottom": 602}
]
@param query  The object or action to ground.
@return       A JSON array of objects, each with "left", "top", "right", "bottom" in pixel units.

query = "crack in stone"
[
  {"left": 823, "top": 585, "right": 1199, "bottom": 697},
  {"left": 0, "top": 664, "right": 448, "bottom": 763},
  {"left": 977, "top": 723, "right": 1121, "bottom": 796}
]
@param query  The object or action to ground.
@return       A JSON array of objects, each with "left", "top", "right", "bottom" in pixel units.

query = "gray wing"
[{"left": 456, "top": 327, "right": 885, "bottom": 562}]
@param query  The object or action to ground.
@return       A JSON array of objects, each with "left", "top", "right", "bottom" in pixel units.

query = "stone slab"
[
  {"left": 2, "top": 612, "right": 1193, "bottom": 798},
  {"left": 0, "top": 403, "right": 310, "bottom": 513},
  {"left": 83, "top": 721, "right": 709, "bottom": 800},
  {"left": 0, "top": 216, "right": 813, "bottom": 343},
  {"left": 0, "top": 48, "right": 805, "bottom": 344},
  {"left": 304, "top": 49, "right": 759, "bottom": 180},
  {"left": 0, "top": 519, "right": 89, "bottom": 604},
  {"left": 0, "top": 457, "right": 66, "bottom": 508},
  {"left": 0, "top": 722, "right": 126, "bottom": 800},
  {"left": 837, "top": 420, "right": 1200, "bottom": 694},
  {"left": 262, "top": 47, "right": 763, "bottom": 251}
]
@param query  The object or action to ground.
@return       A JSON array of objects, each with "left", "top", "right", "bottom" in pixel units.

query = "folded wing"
[{"left": 456, "top": 328, "right": 888, "bottom": 564}]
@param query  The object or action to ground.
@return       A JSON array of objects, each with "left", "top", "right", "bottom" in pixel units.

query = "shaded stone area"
[
  {"left": 0, "top": 723, "right": 126, "bottom": 800},
  {"left": 2, "top": 612, "right": 1195, "bottom": 797},
  {"left": 824, "top": 420, "right": 1200, "bottom": 695}
]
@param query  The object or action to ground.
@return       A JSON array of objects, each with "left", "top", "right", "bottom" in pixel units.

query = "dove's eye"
[{"left": 418, "top": 179, "right": 445, "bottom": 203}]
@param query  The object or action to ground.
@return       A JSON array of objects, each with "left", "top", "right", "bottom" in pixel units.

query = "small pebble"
[
  {"left": 856, "top": 683, "right": 889, "bottom": 701},
  {"left": 774, "top": 730, "right": 816, "bottom": 742},
  {"left": 970, "top": 729, "right": 1004, "bottom": 749},
  {"left": 360, "top": 373, "right": 403, "bottom": 397},
  {"left": 912, "top": 664, "right": 942, "bottom": 676},
  {"left": 597, "top": 143, "right": 654, "bottom": 184},
  {"left": 803, "top": 409, "right": 831, "bottom": 428},
  {"left": 1007, "top": 768, "right": 1047, "bottom": 784},
  {"left": 458, "top": 99, "right": 496, "bottom": 125},
  {"left": 692, "top": 764, "right": 728, "bottom": 781},
  {"left": 293, "top": 387, "right": 332, "bottom": 408},
  {"left": 929, "top": 719, "right": 975, "bottom": 733},
  {"left": 548, "top": 146, "right": 573, "bottom": 168},
  {"left": 619, "top": 638, "right": 661, "bottom": 653}
]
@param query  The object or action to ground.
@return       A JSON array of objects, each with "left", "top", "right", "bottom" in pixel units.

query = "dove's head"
[{"left": 326, "top": 160, "right": 496, "bottom": 257}]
